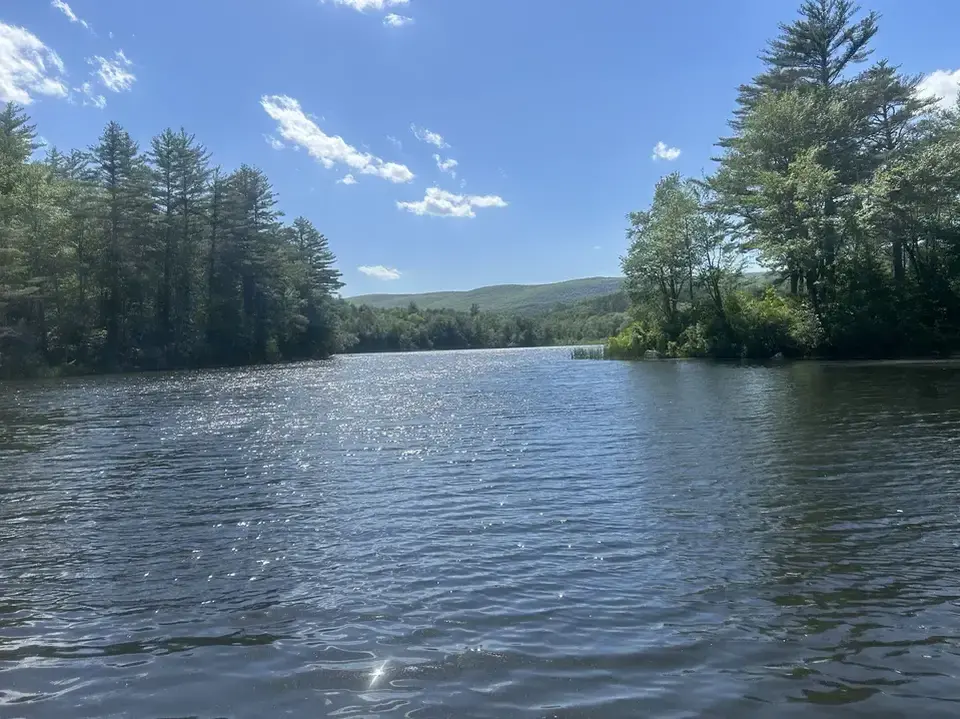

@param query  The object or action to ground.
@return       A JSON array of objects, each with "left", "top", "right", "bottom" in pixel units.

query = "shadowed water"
[{"left": 2, "top": 348, "right": 960, "bottom": 717}]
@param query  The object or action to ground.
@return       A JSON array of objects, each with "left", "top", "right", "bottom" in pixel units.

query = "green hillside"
[{"left": 347, "top": 277, "right": 624, "bottom": 315}]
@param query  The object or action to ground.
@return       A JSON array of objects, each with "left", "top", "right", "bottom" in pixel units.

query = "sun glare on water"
[{"left": 369, "top": 660, "right": 388, "bottom": 688}]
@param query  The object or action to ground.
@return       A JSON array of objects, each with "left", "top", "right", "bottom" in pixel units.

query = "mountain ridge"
[{"left": 346, "top": 277, "right": 625, "bottom": 314}]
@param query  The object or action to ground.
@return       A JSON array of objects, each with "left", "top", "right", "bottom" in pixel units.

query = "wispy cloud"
[
  {"left": 652, "top": 141, "right": 681, "bottom": 161},
  {"left": 387, "top": 135, "right": 402, "bottom": 150},
  {"left": 76, "top": 81, "right": 106, "bottom": 109},
  {"left": 333, "top": 0, "right": 409, "bottom": 11},
  {"left": 918, "top": 69, "right": 960, "bottom": 112},
  {"left": 358, "top": 265, "right": 401, "bottom": 280},
  {"left": 338, "top": 174, "right": 358, "bottom": 185},
  {"left": 264, "top": 134, "right": 286, "bottom": 150},
  {"left": 0, "top": 22, "right": 68, "bottom": 104},
  {"left": 51, "top": 1, "right": 91, "bottom": 31},
  {"left": 433, "top": 154, "right": 458, "bottom": 178},
  {"left": 262, "top": 95, "right": 415, "bottom": 183},
  {"left": 90, "top": 50, "right": 135, "bottom": 93},
  {"left": 384, "top": 13, "right": 414, "bottom": 27},
  {"left": 411, "top": 124, "right": 449, "bottom": 149},
  {"left": 397, "top": 187, "right": 507, "bottom": 219}
]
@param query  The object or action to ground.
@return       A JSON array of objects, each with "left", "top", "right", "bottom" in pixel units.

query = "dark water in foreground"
[{"left": 2, "top": 349, "right": 960, "bottom": 718}]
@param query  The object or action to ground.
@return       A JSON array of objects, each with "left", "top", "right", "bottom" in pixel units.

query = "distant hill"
[{"left": 347, "top": 277, "right": 625, "bottom": 315}]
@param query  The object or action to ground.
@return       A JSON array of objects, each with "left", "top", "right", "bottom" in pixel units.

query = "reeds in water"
[{"left": 571, "top": 346, "right": 606, "bottom": 360}]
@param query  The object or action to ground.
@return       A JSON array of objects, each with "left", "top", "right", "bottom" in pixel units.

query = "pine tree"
[
  {"left": 855, "top": 61, "right": 936, "bottom": 282},
  {"left": 89, "top": 122, "right": 153, "bottom": 368},
  {"left": 211, "top": 165, "right": 284, "bottom": 363},
  {"left": 0, "top": 103, "right": 344, "bottom": 377},
  {"left": 149, "top": 128, "right": 211, "bottom": 364},
  {"left": 291, "top": 216, "right": 343, "bottom": 296},
  {"left": 0, "top": 104, "right": 40, "bottom": 373},
  {"left": 733, "top": 0, "right": 879, "bottom": 126},
  {"left": 288, "top": 216, "right": 343, "bottom": 357},
  {"left": 50, "top": 149, "right": 98, "bottom": 364}
]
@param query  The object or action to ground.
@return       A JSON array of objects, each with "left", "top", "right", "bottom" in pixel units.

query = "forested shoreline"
[
  {"left": 5, "top": 0, "right": 960, "bottom": 378},
  {"left": 341, "top": 293, "right": 627, "bottom": 353},
  {"left": 0, "top": 101, "right": 626, "bottom": 379},
  {"left": 0, "top": 105, "right": 344, "bottom": 379},
  {"left": 610, "top": 0, "right": 960, "bottom": 360}
]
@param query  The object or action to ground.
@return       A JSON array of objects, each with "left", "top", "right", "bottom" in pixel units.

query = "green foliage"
[
  {"left": 0, "top": 104, "right": 344, "bottom": 378},
  {"left": 341, "top": 303, "right": 541, "bottom": 352},
  {"left": 605, "top": 322, "right": 667, "bottom": 359},
  {"left": 607, "top": 290, "right": 822, "bottom": 360},
  {"left": 340, "top": 292, "right": 628, "bottom": 353},
  {"left": 348, "top": 276, "right": 624, "bottom": 314},
  {"left": 623, "top": 174, "right": 703, "bottom": 326},
  {"left": 722, "top": 289, "right": 822, "bottom": 358},
  {"left": 539, "top": 292, "right": 629, "bottom": 344},
  {"left": 613, "top": 0, "right": 960, "bottom": 361}
]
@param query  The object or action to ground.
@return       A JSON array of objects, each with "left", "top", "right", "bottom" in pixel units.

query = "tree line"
[
  {"left": 0, "top": 105, "right": 344, "bottom": 378},
  {"left": 0, "top": 96, "right": 628, "bottom": 379},
  {"left": 341, "top": 294, "right": 628, "bottom": 353},
  {"left": 615, "top": 0, "right": 960, "bottom": 359}
]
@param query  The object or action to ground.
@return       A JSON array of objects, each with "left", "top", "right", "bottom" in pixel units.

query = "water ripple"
[{"left": 2, "top": 351, "right": 960, "bottom": 717}]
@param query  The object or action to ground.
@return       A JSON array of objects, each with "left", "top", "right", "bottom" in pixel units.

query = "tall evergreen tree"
[
  {"left": 0, "top": 105, "right": 41, "bottom": 372},
  {"left": 210, "top": 165, "right": 284, "bottom": 363},
  {"left": 615, "top": 0, "right": 960, "bottom": 360},
  {"left": 716, "top": 0, "right": 884, "bottom": 322},
  {"left": 288, "top": 216, "right": 343, "bottom": 357},
  {"left": 733, "top": 0, "right": 878, "bottom": 125},
  {"left": 0, "top": 104, "right": 347, "bottom": 378},
  {"left": 89, "top": 122, "right": 152, "bottom": 368},
  {"left": 291, "top": 216, "right": 343, "bottom": 296},
  {"left": 149, "top": 128, "right": 211, "bottom": 364}
]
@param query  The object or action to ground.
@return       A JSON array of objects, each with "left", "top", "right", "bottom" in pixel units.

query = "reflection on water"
[{"left": 2, "top": 351, "right": 960, "bottom": 717}]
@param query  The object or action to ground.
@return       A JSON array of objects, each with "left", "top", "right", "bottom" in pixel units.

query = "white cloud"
[
  {"left": 333, "top": 0, "right": 409, "bottom": 11},
  {"left": 261, "top": 95, "right": 415, "bottom": 183},
  {"left": 358, "top": 265, "right": 401, "bottom": 280},
  {"left": 433, "top": 154, "right": 458, "bottom": 178},
  {"left": 338, "top": 174, "right": 358, "bottom": 185},
  {"left": 411, "top": 124, "right": 449, "bottom": 149},
  {"left": 384, "top": 14, "right": 414, "bottom": 27},
  {"left": 51, "top": 1, "right": 91, "bottom": 31},
  {"left": 387, "top": 135, "right": 402, "bottom": 150},
  {"left": 593, "top": 245, "right": 602, "bottom": 251},
  {"left": 265, "top": 134, "right": 286, "bottom": 150},
  {"left": 77, "top": 81, "right": 106, "bottom": 109},
  {"left": 397, "top": 187, "right": 507, "bottom": 219},
  {"left": 0, "top": 23, "right": 68, "bottom": 104},
  {"left": 918, "top": 69, "right": 960, "bottom": 112},
  {"left": 652, "top": 141, "right": 681, "bottom": 161},
  {"left": 90, "top": 50, "right": 135, "bottom": 93}
]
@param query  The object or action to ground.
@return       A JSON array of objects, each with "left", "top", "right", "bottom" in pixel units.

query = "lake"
[{"left": 2, "top": 348, "right": 960, "bottom": 718}]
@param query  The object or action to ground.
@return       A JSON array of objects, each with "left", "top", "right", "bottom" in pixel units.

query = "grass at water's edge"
[
  {"left": 571, "top": 346, "right": 607, "bottom": 360},
  {"left": 570, "top": 343, "right": 960, "bottom": 362}
]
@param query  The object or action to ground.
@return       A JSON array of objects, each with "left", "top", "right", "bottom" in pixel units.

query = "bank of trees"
[
  {"left": 341, "top": 296, "right": 628, "bottom": 353},
  {"left": 615, "top": 0, "right": 960, "bottom": 359},
  {"left": 0, "top": 105, "right": 343, "bottom": 378}
]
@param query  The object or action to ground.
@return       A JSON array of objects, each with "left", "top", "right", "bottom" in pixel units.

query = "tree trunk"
[{"left": 892, "top": 237, "right": 904, "bottom": 284}]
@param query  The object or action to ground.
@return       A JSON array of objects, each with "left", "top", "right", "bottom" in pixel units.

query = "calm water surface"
[{"left": 2, "top": 348, "right": 960, "bottom": 717}]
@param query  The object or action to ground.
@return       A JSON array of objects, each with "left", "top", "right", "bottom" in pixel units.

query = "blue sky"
[{"left": 2, "top": 0, "right": 959, "bottom": 295}]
